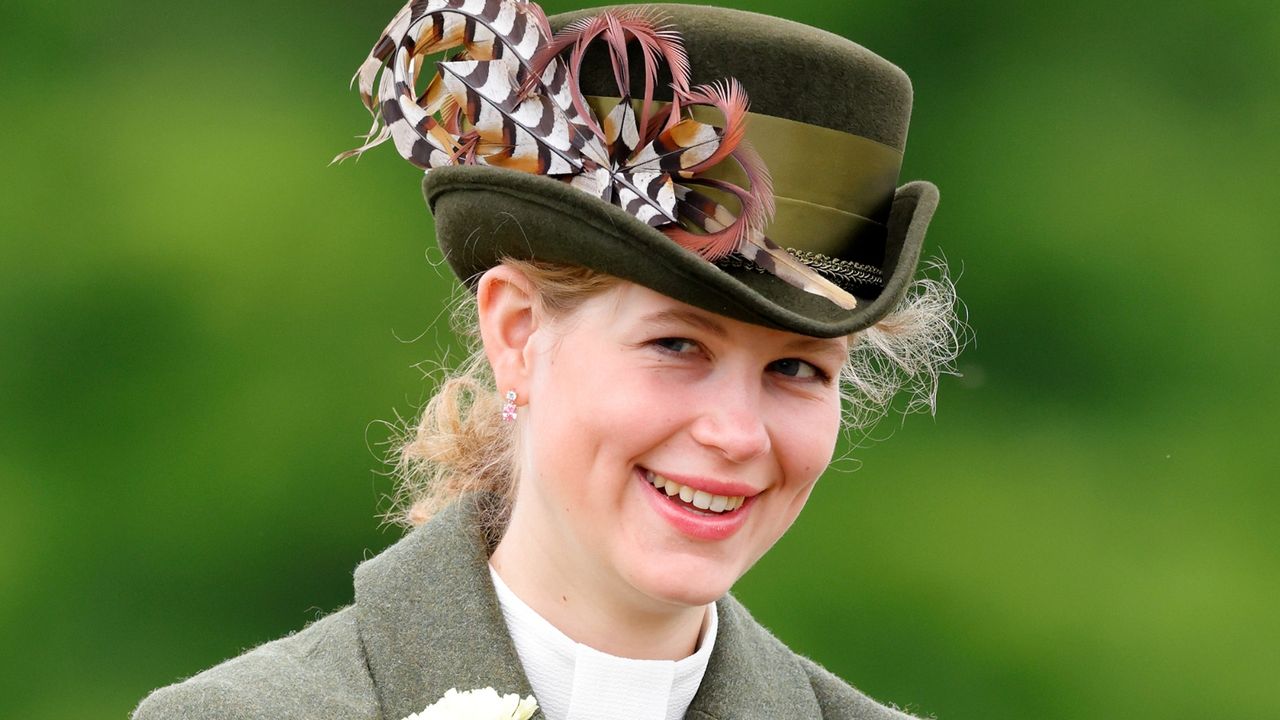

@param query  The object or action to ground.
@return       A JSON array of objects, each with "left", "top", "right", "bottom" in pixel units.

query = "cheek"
[
  {"left": 780, "top": 396, "right": 843, "bottom": 473},
  {"left": 767, "top": 395, "right": 842, "bottom": 530},
  {"left": 527, "top": 343, "right": 667, "bottom": 473},
  {"left": 546, "top": 348, "right": 685, "bottom": 434},
  {"left": 751, "top": 406, "right": 838, "bottom": 562}
]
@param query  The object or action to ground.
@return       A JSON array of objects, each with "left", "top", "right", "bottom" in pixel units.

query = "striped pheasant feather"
[{"left": 338, "top": 0, "right": 858, "bottom": 310}]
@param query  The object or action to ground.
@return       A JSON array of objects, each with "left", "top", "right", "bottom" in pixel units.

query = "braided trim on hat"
[{"left": 716, "top": 249, "right": 885, "bottom": 293}]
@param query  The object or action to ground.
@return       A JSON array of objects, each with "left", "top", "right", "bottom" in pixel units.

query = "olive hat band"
[{"left": 586, "top": 96, "right": 904, "bottom": 264}]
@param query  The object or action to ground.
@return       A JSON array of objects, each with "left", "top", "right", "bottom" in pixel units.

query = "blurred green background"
[{"left": 2, "top": 0, "right": 1277, "bottom": 718}]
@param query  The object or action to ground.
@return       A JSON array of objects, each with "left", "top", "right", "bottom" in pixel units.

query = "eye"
[
  {"left": 768, "top": 358, "right": 828, "bottom": 382},
  {"left": 652, "top": 337, "right": 700, "bottom": 355}
]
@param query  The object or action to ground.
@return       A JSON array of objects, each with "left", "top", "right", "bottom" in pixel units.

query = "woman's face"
[{"left": 513, "top": 281, "right": 847, "bottom": 611}]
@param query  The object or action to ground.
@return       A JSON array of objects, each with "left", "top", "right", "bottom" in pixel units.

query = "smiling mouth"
[{"left": 641, "top": 468, "right": 746, "bottom": 515}]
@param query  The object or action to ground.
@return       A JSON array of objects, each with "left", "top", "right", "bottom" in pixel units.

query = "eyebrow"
[
  {"left": 640, "top": 308, "right": 729, "bottom": 338},
  {"left": 784, "top": 336, "right": 850, "bottom": 364}
]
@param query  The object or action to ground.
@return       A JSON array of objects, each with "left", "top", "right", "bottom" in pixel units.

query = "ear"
[{"left": 476, "top": 264, "right": 540, "bottom": 402}]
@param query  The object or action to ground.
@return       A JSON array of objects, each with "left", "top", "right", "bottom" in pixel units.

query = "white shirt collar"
[{"left": 489, "top": 565, "right": 717, "bottom": 720}]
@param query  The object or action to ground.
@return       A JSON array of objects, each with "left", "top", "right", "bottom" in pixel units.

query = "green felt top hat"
[{"left": 343, "top": 1, "right": 937, "bottom": 338}]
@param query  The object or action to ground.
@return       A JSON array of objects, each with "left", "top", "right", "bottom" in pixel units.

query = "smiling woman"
[
  {"left": 132, "top": 1, "right": 962, "bottom": 719},
  {"left": 485, "top": 271, "right": 847, "bottom": 658}
]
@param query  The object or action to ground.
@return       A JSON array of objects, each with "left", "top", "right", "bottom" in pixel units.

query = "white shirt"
[{"left": 489, "top": 566, "right": 717, "bottom": 720}]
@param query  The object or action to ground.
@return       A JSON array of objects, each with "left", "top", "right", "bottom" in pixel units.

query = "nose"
[{"left": 688, "top": 378, "right": 772, "bottom": 464}]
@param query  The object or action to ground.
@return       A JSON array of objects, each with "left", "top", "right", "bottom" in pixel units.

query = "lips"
[
  {"left": 643, "top": 469, "right": 745, "bottom": 513},
  {"left": 636, "top": 466, "right": 756, "bottom": 541}
]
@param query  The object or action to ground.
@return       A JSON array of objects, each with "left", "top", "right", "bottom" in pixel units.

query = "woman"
[{"left": 133, "top": 1, "right": 961, "bottom": 718}]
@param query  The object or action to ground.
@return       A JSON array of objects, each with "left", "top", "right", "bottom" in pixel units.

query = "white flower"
[{"left": 403, "top": 687, "right": 539, "bottom": 720}]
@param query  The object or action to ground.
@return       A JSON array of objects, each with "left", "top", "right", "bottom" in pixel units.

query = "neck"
[{"left": 490, "top": 503, "right": 706, "bottom": 661}]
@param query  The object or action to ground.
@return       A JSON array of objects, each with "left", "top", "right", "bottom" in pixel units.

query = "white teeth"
[
  {"left": 692, "top": 490, "right": 712, "bottom": 510},
  {"left": 645, "top": 470, "right": 746, "bottom": 515}
]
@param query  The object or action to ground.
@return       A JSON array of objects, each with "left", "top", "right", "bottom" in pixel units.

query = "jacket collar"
[
  {"left": 353, "top": 495, "right": 822, "bottom": 720},
  {"left": 688, "top": 596, "right": 823, "bottom": 719}
]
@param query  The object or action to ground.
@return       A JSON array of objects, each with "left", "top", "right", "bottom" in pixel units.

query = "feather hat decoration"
[{"left": 337, "top": 0, "right": 858, "bottom": 309}]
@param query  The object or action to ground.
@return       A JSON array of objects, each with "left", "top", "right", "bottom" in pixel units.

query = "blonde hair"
[{"left": 387, "top": 259, "right": 964, "bottom": 530}]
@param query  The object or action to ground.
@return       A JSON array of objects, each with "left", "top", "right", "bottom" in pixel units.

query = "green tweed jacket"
[{"left": 132, "top": 496, "right": 918, "bottom": 720}]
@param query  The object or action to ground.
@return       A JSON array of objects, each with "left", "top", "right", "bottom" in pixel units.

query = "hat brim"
[{"left": 423, "top": 165, "right": 937, "bottom": 338}]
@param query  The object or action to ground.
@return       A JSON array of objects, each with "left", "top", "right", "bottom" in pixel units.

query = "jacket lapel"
[
  {"left": 687, "top": 595, "right": 824, "bottom": 720},
  {"left": 353, "top": 496, "right": 537, "bottom": 720}
]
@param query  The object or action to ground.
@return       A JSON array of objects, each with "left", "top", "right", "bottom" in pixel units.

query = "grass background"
[{"left": 1, "top": 0, "right": 1276, "bottom": 718}]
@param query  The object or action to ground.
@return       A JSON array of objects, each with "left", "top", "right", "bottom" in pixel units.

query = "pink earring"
[{"left": 501, "top": 390, "right": 518, "bottom": 422}]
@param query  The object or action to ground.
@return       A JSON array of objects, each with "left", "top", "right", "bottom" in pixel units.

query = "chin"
[{"left": 627, "top": 556, "right": 739, "bottom": 609}]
